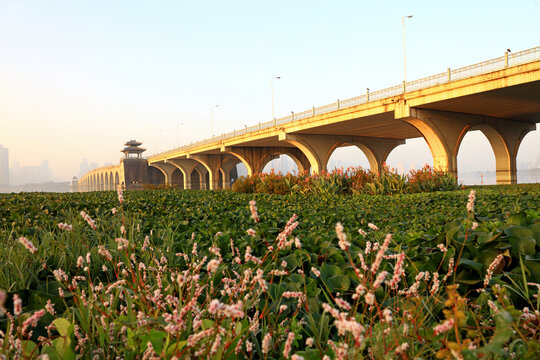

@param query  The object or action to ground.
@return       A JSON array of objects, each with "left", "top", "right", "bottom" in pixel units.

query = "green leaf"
[
  {"left": 53, "top": 318, "right": 73, "bottom": 337},
  {"left": 21, "top": 340, "right": 38, "bottom": 357},
  {"left": 478, "top": 310, "right": 514, "bottom": 355},
  {"left": 528, "top": 223, "right": 540, "bottom": 246},
  {"left": 458, "top": 258, "right": 483, "bottom": 275},
  {"left": 507, "top": 212, "right": 528, "bottom": 226},
  {"left": 320, "top": 263, "right": 343, "bottom": 282},
  {"left": 148, "top": 329, "right": 167, "bottom": 354},
  {"left": 504, "top": 226, "right": 535, "bottom": 239},
  {"left": 327, "top": 275, "right": 350, "bottom": 292},
  {"left": 509, "top": 236, "right": 536, "bottom": 256}
]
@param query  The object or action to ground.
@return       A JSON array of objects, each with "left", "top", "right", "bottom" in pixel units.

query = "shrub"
[{"left": 408, "top": 164, "right": 459, "bottom": 193}]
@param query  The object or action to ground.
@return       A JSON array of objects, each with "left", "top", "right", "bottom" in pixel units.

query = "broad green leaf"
[
  {"left": 506, "top": 212, "right": 528, "bottom": 226},
  {"left": 528, "top": 223, "right": 540, "bottom": 246},
  {"left": 327, "top": 275, "right": 350, "bottom": 292},
  {"left": 509, "top": 236, "right": 536, "bottom": 256},
  {"left": 320, "top": 263, "right": 343, "bottom": 282},
  {"left": 504, "top": 226, "right": 535, "bottom": 239},
  {"left": 53, "top": 318, "right": 73, "bottom": 337},
  {"left": 21, "top": 340, "right": 38, "bottom": 357}
]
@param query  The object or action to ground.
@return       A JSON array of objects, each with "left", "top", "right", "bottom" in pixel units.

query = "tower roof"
[{"left": 121, "top": 140, "right": 146, "bottom": 156}]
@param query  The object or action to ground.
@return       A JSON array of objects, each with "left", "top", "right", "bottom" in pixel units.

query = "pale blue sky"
[{"left": 1, "top": 0, "right": 539, "bottom": 182}]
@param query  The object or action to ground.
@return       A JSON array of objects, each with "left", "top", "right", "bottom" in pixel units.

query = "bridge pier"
[
  {"left": 397, "top": 107, "right": 535, "bottom": 184},
  {"left": 278, "top": 133, "right": 404, "bottom": 174}
]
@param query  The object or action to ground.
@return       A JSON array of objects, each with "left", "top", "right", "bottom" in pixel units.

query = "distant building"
[
  {"left": 10, "top": 160, "right": 52, "bottom": 186},
  {"left": 0, "top": 145, "right": 8, "bottom": 186}
]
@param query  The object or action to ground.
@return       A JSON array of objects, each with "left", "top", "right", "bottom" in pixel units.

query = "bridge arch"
[
  {"left": 104, "top": 172, "right": 109, "bottom": 191},
  {"left": 171, "top": 167, "right": 184, "bottom": 188},
  {"left": 261, "top": 154, "right": 300, "bottom": 174},
  {"left": 148, "top": 165, "right": 167, "bottom": 186},
  {"left": 327, "top": 145, "right": 371, "bottom": 171},
  {"left": 406, "top": 108, "right": 535, "bottom": 184}
]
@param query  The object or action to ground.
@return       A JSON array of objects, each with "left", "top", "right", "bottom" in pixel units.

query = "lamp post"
[
  {"left": 271, "top": 76, "right": 281, "bottom": 119},
  {"left": 402, "top": 15, "right": 413, "bottom": 84},
  {"left": 210, "top": 105, "right": 219, "bottom": 137}
]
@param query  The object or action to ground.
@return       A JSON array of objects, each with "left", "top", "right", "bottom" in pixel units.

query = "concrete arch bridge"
[{"left": 79, "top": 47, "right": 540, "bottom": 191}]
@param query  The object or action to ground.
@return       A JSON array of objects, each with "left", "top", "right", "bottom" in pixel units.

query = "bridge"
[{"left": 78, "top": 47, "right": 540, "bottom": 191}]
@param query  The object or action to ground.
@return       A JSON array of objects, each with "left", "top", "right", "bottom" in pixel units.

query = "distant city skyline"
[{"left": 1, "top": 1, "right": 539, "bottom": 184}]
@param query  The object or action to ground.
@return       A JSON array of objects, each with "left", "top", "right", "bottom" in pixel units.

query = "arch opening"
[
  {"left": 261, "top": 154, "right": 300, "bottom": 174},
  {"left": 191, "top": 170, "right": 201, "bottom": 190},
  {"left": 327, "top": 145, "right": 371, "bottom": 172},
  {"left": 516, "top": 129, "right": 540, "bottom": 184},
  {"left": 385, "top": 138, "right": 432, "bottom": 175},
  {"left": 171, "top": 168, "right": 184, "bottom": 189},
  {"left": 148, "top": 166, "right": 166, "bottom": 185},
  {"left": 457, "top": 130, "right": 496, "bottom": 185}
]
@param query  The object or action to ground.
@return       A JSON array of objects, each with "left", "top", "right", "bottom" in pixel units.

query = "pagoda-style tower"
[
  {"left": 120, "top": 140, "right": 149, "bottom": 190},
  {"left": 121, "top": 140, "right": 146, "bottom": 159}
]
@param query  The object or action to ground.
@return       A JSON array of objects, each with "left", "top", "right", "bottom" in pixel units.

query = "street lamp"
[
  {"left": 402, "top": 15, "right": 413, "bottom": 84},
  {"left": 210, "top": 105, "right": 219, "bottom": 137},
  {"left": 271, "top": 76, "right": 281, "bottom": 119}
]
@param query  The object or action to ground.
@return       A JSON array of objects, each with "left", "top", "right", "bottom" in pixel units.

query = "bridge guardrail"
[{"left": 151, "top": 46, "right": 540, "bottom": 159}]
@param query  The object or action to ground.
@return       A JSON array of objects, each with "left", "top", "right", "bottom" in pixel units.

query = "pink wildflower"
[
  {"left": 117, "top": 186, "right": 124, "bottom": 204},
  {"left": 57, "top": 223, "right": 73, "bottom": 231},
  {"left": 335, "top": 297, "right": 352, "bottom": 311},
  {"left": 336, "top": 223, "right": 350, "bottom": 250},
  {"left": 246, "top": 228, "right": 256, "bottom": 237},
  {"left": 80, "top": 211, "right": 96, "bottom": 230},
  {"left": 262, "top": 332, "right": 272, "bottom": 354},
  {"left": 283, "top": 332, "right": 295, "bottom": 359},
  {"left": 433, "top": 318, "right": 455, "bottom": 335},
  {"left": 249, "top": 200, "right": 259, "bottom": 223},
  {"left": 207, "top": 259, "right": 220, "bottom": 273},
  {"left": 437, "top": 244, "right": 448, "bottom": 253},
  {"left": 311, "top": 267, "right": 321, "bottom": 277},
  {"left": 373, "top": 271, "right": 389, "bottom": 289},
  {"left": 368, "top": 223, "right": 379, "bottom": 231},
  {"left": 45, "top": 299, "right": 55, "bottom": 315},
  {"left": 387, "top": 253, "right": 405, "bottom": 289},
  {"left": 358, "top": 228, "right": 367, "bottom": 237},
  {"left": 370, "top": 234, "right": 392, "bottom": 274},
  {"left": 13, "top": 294, "right": 22, "bottom": 315},
  {"left": 365, "top": 292, "right": 375, "bottom": 305},
  {"left": 467, "top": 190, "right": 476, "bottom": 213},
  {"left": 18, "top": 236, "right": 37, "bottom": 254},
  {"left": 22, "top": 309, "right": 46, "bottom": 336},
  {"left": 484, "top": 254, "right": 504, "bottom": 287},
  {"left": 431, "top": 272, "right": 440, "bottom": 294}
]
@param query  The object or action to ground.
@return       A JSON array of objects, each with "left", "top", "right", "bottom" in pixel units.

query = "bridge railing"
[{"left": 151, "top": 46, "right": 540, "bottom": 159}]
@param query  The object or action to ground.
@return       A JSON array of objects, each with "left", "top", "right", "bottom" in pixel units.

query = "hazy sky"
[{"left": 1, "top": 0, "right": 539, "bottom": 182}]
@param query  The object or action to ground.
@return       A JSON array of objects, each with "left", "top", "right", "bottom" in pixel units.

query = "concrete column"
[
  {"left": 220, "top": 159, "right": 240, "bottom": 188},
  {"left": 396, "top": 107, "right": 535, "bottom": 184}
]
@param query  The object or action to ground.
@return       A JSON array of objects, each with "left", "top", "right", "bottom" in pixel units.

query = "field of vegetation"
[{"left": 1, "top": 183, "right": 540, "bottom": 359}]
